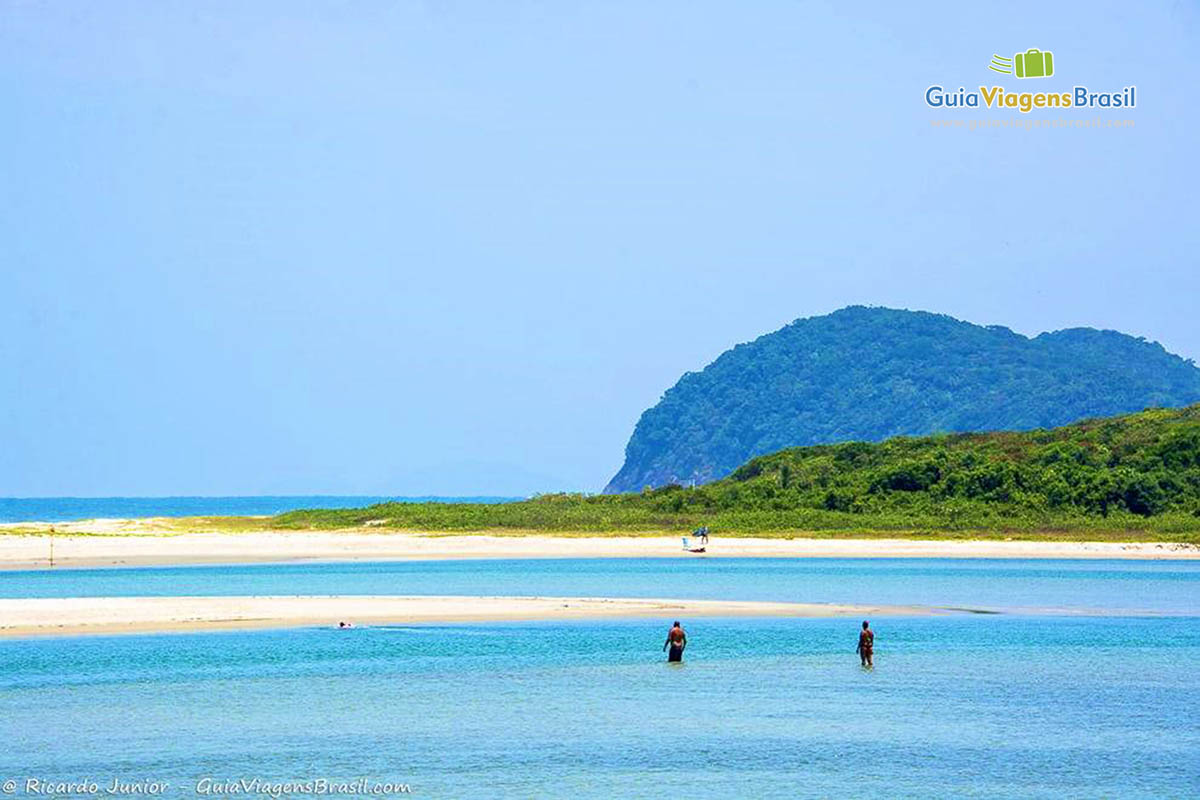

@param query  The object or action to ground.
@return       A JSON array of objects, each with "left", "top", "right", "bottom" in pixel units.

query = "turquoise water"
[
  {"left": 4, "top": 558, "right": 1198, "bottom": 614},
  {"left": 2, "top": 559, "right": 1198, "bottom": 798},
  {"left": 2, "top": 617, "right": 1197, "bottom": 798},
  {"left": 0, "top": 496, "right": 518, "bottom": 523}
]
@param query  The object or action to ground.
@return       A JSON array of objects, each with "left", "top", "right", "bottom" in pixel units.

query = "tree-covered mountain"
[{"left": 605, "top": 307, "right": 1200, "bottom": 493}]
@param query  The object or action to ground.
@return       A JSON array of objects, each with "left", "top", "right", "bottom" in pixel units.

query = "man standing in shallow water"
[
  {"left": 857, "top": 620, "right": 874, "bottom": 667},
  {"left": 663, "top": 620, "right": 687, "bottom": 662}
]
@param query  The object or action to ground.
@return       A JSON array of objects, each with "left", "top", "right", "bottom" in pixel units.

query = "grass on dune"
[
  {"left": 269, "top": 502, "right": 1200, "bottom": 543},
  {"left": 272, "top": 405, "right": 1200, "bottom": 543}
]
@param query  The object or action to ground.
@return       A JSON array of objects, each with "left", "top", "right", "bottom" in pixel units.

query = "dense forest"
[
  {"left": 605, "top": 307, "right": 1200, "bottom": 493},
  {"left": 643, "top": 404, "right": 1200, "bottom": 519},
  {"left": 276, "top": 405, "right": 1200, "bottom": 540}
]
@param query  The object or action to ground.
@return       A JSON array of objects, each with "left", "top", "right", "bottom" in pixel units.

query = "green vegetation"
[
  {"left": 606, "top": 306, "right": 1200, "bottom": 492},
  {"left": 275, "top": 406, "right": 1200, "bottom": 541}
]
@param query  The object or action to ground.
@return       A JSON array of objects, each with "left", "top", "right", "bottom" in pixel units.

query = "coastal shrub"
[{"left": 272, "top": 405, "right": 1200, "bottom": 538}]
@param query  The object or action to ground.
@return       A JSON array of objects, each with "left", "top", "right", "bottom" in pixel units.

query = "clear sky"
[{"left": 2, "top": 1, "right": 1198, "bottom": 496}]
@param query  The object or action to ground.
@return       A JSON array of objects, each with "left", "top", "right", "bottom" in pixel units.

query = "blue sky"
[{"left": 2, "top": 1, "right": 1198, "bottom": 496}]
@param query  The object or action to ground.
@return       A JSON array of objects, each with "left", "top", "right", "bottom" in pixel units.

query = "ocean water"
[
  {"left": 0, "top": 496, "right": 519, "bottom": 523},
  {"left": 2, "top": 559, "right": 1198, "bottom": 798}
]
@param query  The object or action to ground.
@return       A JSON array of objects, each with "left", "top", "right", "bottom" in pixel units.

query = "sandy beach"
[
  {"left": 0, "top": 519, "right": 1196, "bottom": 569},
  {"left": 0, "top": 595, "right": 933, "bottom": 638}
]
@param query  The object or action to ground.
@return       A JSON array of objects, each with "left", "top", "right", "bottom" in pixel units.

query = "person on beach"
[
  {"left": 663, "top": 621, "right": 687, "bottom": 662},
  {"left": 856, "top": 620, "right": 874, "bottom": 667}
]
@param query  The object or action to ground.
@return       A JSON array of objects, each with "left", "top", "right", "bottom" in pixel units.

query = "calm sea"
[
  {"left": 1, "top": 558, "right": 1197, "bottom": 798},
  {"left": 0, "top": 496, "right": 519, "bottom": 523}
]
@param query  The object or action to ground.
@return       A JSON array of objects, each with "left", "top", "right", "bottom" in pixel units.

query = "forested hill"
[{"left": 605, "top": 307, "right": 1200, "bottom": 493}]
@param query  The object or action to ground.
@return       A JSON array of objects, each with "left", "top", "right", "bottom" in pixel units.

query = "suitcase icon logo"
[{"left": 989, "top": 49, "right": 1054, "bottom": 78}]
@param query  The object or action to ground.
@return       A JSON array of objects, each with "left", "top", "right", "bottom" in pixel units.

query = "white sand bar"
[
  {"left": 0, "top": 595, "right": 933, "bottom": 638},
  {"left": 0, "top": 524, "right": 1196, "bottom": 570}
]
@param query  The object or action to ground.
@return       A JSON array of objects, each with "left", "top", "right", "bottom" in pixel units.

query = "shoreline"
[
  {"left": 0, "top": 595, "right": 933, "bottom": 638},
  {"left": 0, "top": 523, "right": 1197, "bottom": 569}
]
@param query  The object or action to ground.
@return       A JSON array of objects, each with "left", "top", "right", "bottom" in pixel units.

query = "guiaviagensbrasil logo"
[
  {"left": 989, "top": 49, "right": 1053, "bottom": 79},
  {"left": 925, "top": 48, "right": 1136, "bottom": 114}
]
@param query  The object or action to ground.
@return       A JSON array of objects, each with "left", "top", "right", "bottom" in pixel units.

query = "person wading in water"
[
  {"left": 663, "top": 621, "right": 687, "bottom": 663},
  {"left": 856, "top": 620, "right": 874, "bottom": 668}
]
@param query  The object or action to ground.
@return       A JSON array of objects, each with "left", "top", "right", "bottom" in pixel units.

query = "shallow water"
[
  {"left": 1, "top": 559, "right": 1198, "bottom": 798},
  {"left": 3, "top": 557, "right": 1198, "bottom": 614},
  {"left": 1, "top": 616, "right": 1197, "bottom": 798}
]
